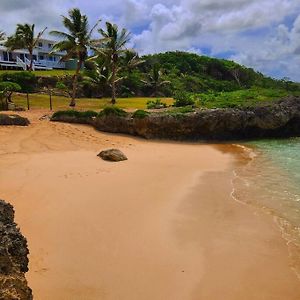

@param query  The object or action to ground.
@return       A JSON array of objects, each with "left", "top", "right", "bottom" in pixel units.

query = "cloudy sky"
[{"left": 1, "top": 0, "right": 300, "bottom": 81}]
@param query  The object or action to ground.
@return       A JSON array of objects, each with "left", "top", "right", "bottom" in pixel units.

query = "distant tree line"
[{"left": 0, "top": 8, "right": 299, "bottom": 108}]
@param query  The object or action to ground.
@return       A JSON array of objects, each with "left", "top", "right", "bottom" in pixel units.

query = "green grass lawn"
[
  {"left": 13, "top": 93, "right": 174, "bottom": 111},
  {"left": 9, "top": 88, "right": 300, "bottom": 112},
  {"left": 0, "top": 69, "right": 75, "bottom": 77}
]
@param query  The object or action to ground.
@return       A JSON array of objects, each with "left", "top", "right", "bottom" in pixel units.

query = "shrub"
[
  {"left": 52, "top": 110, "right": 98, "bottom": 119},
  {"left": 0, "top": 82, "right": 22, "bottom": 110},
  {"left": 132, "top": 109, "right": 150, "bottom": 119},
  {"left": 0, "top": 82, "right": 22, "bottom": 93},
  {"left": 98, "top": 107, "right": 127, "bottom": 117},
  {"left": 146, "top": 98, "right": 167, "bottom": 109},
  {"left": 55, "top": 81, "right": 68, "bottom": 90},
  {"left": 0, "top": 71, "right": 36, "bottom": 93},
  {"left": 166, "top": 106, "right": 194, "bottom": 117},
  {"left": 173, "top": 91, "right": 195, "bottom": 107}
]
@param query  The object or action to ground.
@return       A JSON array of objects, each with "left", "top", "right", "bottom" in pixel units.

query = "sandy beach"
[{"left": 1, "top": 110, "right": 300, "bottom": 299}]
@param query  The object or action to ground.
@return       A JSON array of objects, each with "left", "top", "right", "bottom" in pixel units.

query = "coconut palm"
[
  {"left": 50, "top": 8, "right": 100, "bottom": 107},
  {"left": 0, "top": 31, "right": 5, "bottom": 41},
  {"left": 91, "top": 22, "right": 132, "bottom": 104},
  {"left": 5, "top": 24, "right": 47, "bottom": 71},
  {"left": 83, "top": 57, "right": 110, "bottom": 97},
  {"left": 121, "top": 50, "right": 144, "bottom": 73},
  {"left": 142, "top": 63, "right": 170, "bottom": 97}
]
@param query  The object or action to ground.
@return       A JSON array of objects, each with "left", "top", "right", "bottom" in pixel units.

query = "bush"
[
  {"left": 52, "top": 110, "right": 98, "bottom": 119},
  {"left": 146, "top": 98, "right": 167, "bottom": 109},
  {"left": 0, "top": 81, "right": 22, "bottom": 93},
  {"left": 98, "top": 107, "right": 127, "bottom": 117},
  {"left": 0, "top": 82, "right": 22, "bottom": 110},
  {"left": 132, "top": 109, "right": 150, "bottom": 119},
  {"left": 165, "top": 106, "right": 194, "bottom": 117},
  {"left": 0, "top": 72, "right": 36, "bottom": 93},
  {"left": 173, "top": 91, "right": 195, "bottom": 107},
  {"left": 55, "top": 81, "right": 68, "bottom": 90}
]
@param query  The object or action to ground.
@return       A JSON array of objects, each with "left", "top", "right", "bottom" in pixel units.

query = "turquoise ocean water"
[{"left": 232, "top": 138, "right": 300, "bottom": 275}]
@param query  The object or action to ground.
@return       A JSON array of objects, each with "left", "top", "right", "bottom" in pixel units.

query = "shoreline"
[
  {"left": 230, "top": 142, "right": 300, "bottom": 281},
  {"left": 0, "top": 110, "right": 300, "bottom": 299}
]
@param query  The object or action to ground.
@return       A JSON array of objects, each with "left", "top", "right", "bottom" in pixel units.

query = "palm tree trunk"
[
  {"left": 70, "top": 59, "right": 82, "bottom": 107},
  {"left": 154, "top": 82, "right": 158, "bottom": 98},
  {"left": 111, "top": 63, "right": 116, "bottom": 105},
  {"left": 29, "top": 50, "right": 33, "bottom": 71}
]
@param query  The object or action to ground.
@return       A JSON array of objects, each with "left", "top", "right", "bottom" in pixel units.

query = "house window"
[
  {"left": 38, "top": 42, "right": 43, "bottom": 48},
  {"left": 48, "top": 43, "right": 53, "bottom": 49},
  {"left": 39, "top": 55, "right": 44, "bottom": 60}
]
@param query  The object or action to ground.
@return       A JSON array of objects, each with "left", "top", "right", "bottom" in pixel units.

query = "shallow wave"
[{"left": 231, "top": 138, "right": 300, "bottom": 278}]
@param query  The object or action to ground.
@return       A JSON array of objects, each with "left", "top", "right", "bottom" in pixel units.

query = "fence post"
[
  {"left": 26, "top": 93, "right": 30, "bottom": 110},
  {"left": 49, "top": 90, "right": 53, "bottom": 111}
]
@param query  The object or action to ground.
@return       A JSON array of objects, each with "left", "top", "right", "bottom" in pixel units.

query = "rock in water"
[{"left": 98, "top": 149, "right": 128, "bottom": 162}]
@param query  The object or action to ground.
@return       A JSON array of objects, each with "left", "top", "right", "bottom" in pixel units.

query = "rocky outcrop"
[
  {"left": 0, "top": 114, "right": 30, "bottom": 126},
  {"left": 98, "top": 149, "right": 128, "bottom": 162},
  {"left": 52, "top": 96, "right": 300, "bottom": 141},
  {"left": 93, "top": 96, "right": 300, "bottom": 140},
  {"left": 0, "top": 200, "right": 32, "bottom": 300}
]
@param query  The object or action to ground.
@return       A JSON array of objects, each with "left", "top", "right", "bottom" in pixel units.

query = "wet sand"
[{"left": 0, "top": 110, "right": 300, "bottom": 299}]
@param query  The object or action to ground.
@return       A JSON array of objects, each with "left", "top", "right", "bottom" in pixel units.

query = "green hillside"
[{"left": 1, "top": 51, "right": 299, "bottom": 110}]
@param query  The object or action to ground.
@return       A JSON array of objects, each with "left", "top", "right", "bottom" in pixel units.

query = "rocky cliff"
[
  {"left": 52, "top": 96, "right": 300, "bottom": 141},
  {"left": 0, "top": 200, "right": 32, "bottom": 300}
]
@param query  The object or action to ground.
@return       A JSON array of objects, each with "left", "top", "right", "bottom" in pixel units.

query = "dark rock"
[
  {"left": 98, "top": 149, "right": 128, "bottom": 162},
  {"left": 50, "top": 96, "right": 300, "bottom": 141},
  {"left": 92, "top": 96, "right": 300, "bottom": 140},
  {"left": 0, "top": 114, "right": 30, "bottom": 126},
  {"left": 0, "top": 200, "right": 32, "bottom": 300}
]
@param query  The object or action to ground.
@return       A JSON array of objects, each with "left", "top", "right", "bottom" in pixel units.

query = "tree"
[
  {"left": 91, "top": 22, "right": 132, "bottom": 104},
  {"left": 50, "top": 8, "right": 100, "bottom": 107},
  {"left": 0, "top": 82, "right": 21, "bottom": 110},
  {"left": 0, "top": 31, "right": 5, "bottom": 41},
  {"left": 83, "top": 57, "right": 110, "bottom": 97},
  {"left": 5, "top": 24, "right": 47, "bottom": 71},
  {"left": 142, "top": 63, "right": 170, "bottom": 97}
]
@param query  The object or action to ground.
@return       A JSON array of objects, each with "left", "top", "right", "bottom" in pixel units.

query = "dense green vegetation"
[
  {"left": 1, "top": 7, "right": 299, "bottom": 111},
  {"left": 52, "top": 110, "right": 98, "bottom": 119},
  {"left": 0, "top": 51, "right": 299, "bottom": 111},
  {"left": 194, "top": 87, "right": 300, "bottom": 109},
  {"left": 98, "top": 106, "right": 127, "bottom": 117}
]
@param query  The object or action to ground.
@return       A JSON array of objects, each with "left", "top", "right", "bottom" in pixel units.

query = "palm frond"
[{"left": 49, "top": 30, "right": 74, "bottom": 41}]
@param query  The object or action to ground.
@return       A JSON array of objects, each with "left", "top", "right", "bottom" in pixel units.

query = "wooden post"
[
  {"left": 26, "top": 93, "right": 30, "bottom": 110},
  {"left": 49, "top": 90, "right": 53, "bottom": 111}
]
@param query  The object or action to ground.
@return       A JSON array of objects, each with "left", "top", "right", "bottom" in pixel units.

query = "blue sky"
[{"left": 0, "top": 0, "right": 300, "bottom": 81}]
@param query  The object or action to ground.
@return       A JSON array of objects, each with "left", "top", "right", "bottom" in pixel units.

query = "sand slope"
[{"left": 0, "top": 110, "right": 299, "bottom": 299}]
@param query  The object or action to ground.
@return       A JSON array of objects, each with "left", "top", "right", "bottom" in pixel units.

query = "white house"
[{"left": 0, "top": 38, "right": 67, "bottom": 70}]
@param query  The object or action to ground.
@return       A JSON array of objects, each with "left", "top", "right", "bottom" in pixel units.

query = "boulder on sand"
[
  {"left": 97, "top": 149, "right": 128, "bottom": 162},
  {"left": 0, "top": 114, "right": 30, "bottom": 126}
]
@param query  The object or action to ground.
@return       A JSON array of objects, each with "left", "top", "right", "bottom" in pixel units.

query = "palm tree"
[
  {"left": 91, "top": 22, "right": 132, "bottom": 104},
  {"left": 143, "top": 63, "right": 170, "bottom": 97},
  {"left": 50, "top": 8, "right": 100, "bottom": 107},
  {"left": 5, "top": 24, "right": 47, "bottom": 71},
  {"left": 83, "top": 57, "right": 110, "bottom": 97},
  {"left": 0, "top": 31, "right": 5, "bottom": 41}
]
